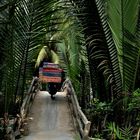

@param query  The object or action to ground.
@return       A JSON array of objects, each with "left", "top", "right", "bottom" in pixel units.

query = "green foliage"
[
  {"left": 86, "top": 98, "right": 113, "bottom": 138},
  {"left": 94, "top": 0, "right": 122, "bottom": 97},
  {"left": 0, "top": 0, "right": 64, "bottom": 115},
  {"left": 0, "top": 0, "right": 140, "bottom": 139},
  {"left": 90, "top": 98, "right": 112, "bottom": 114},
  {"left": 107, "top": 122, "right": 122, "bottom": 139},
  {"left": 128, "top": 88, "right": 140, "bottom": 111},
  {"left": 107, "top": 122, "right": 134, "bottom": 140},
  {"left": 107, "top": 0, "right": 140, "bottom": 92},
  {"left": 126, "top": 88, "right": 140, "bottom": 128}
]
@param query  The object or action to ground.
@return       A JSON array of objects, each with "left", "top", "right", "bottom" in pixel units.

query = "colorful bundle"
[{"left": 39, "top": 62, "right": 62, "bottom": 83}]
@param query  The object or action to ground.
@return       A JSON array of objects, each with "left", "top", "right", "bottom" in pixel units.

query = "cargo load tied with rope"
[{"left": 39, "top": 62, "right": 63, "bottom": 83}]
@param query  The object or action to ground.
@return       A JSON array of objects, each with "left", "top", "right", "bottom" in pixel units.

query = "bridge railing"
[
  {"left": 20, "top": 77, "right": 39, "bottom": 120},
  {"left": 62, "top": 79, "right": 91, "bottom": 140}
]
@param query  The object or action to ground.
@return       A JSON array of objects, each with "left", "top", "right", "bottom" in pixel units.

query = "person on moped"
[{"left": 48, "top": 69, "right": 65, "bottom": 100}]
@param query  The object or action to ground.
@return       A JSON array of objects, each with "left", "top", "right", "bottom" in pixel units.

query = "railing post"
[
  {"left": 83, "top": 121, "right": 91, "bottom": 140},
  {"left": 62, "top": 79, "right": 91, "bottom": 140},
  {"left": 20, "top": 77, "right": 39, "bottom": 119}
]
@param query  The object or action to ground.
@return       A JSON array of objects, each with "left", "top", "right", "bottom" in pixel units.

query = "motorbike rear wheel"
[{"left": 51, "top": 94, "right": 55, "bottom": 100}]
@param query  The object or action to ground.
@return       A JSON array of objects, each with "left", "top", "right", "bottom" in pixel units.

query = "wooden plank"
[
  {"left": 83, "top": 121, "right": 91, "bottom": 140},
  {"left": 20, "top": 77, "right": 38, "bottom": 118},
  {"left": 62, "top": 79, "right": 91, "bottom": 140}
]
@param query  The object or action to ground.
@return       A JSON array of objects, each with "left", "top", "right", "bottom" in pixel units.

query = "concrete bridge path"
[{"left": 21, "top": 91, "right": 78, "bottom": 140}]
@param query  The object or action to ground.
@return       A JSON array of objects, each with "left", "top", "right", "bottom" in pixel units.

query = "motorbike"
[{"left": 39, "top": 62, "right": 65, "bottom": 100}]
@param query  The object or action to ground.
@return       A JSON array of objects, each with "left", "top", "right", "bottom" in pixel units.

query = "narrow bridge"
[
  {"left": 19, "top": 78, "right": 91, "bottom": 140},
  {"left": 21, "top": 91, "right": 77, "bottom": 140}
]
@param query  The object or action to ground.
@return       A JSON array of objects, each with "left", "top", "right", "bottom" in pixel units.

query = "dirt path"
[{"left": 21, "top": 91, "right": 78, "bottom": 140}]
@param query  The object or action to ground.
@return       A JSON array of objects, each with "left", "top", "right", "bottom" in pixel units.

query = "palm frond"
[
  {"left": 107, "top": 0, "right": 140, "bottom": 92},
  {"left": 94, "top": 0, "right": 122, "bottom": 97},
  {"left": 35, "top": 46, "right": 49, "bottom": 68}
]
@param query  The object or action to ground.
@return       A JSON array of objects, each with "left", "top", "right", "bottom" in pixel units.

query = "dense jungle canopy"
[{"left": 0, "top": 0, "right": 140, "bottom": 139}]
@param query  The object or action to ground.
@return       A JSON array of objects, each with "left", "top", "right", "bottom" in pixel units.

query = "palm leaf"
[
  {"left": 51, "top": 50, "right": 60, "bottom": 64},
  {"left": 107, "top": 0, "right": 140, "bottom": 92},
  {"left": 35, "top": 46, "right": 49, "bottom": 68},
  {"left": 94, "top": 0, "right": 122, "bottom": 97}
]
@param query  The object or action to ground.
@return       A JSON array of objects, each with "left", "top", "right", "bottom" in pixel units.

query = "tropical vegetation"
[{"left": 0, "top": 0, "right": 140, "bottom": 139}]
